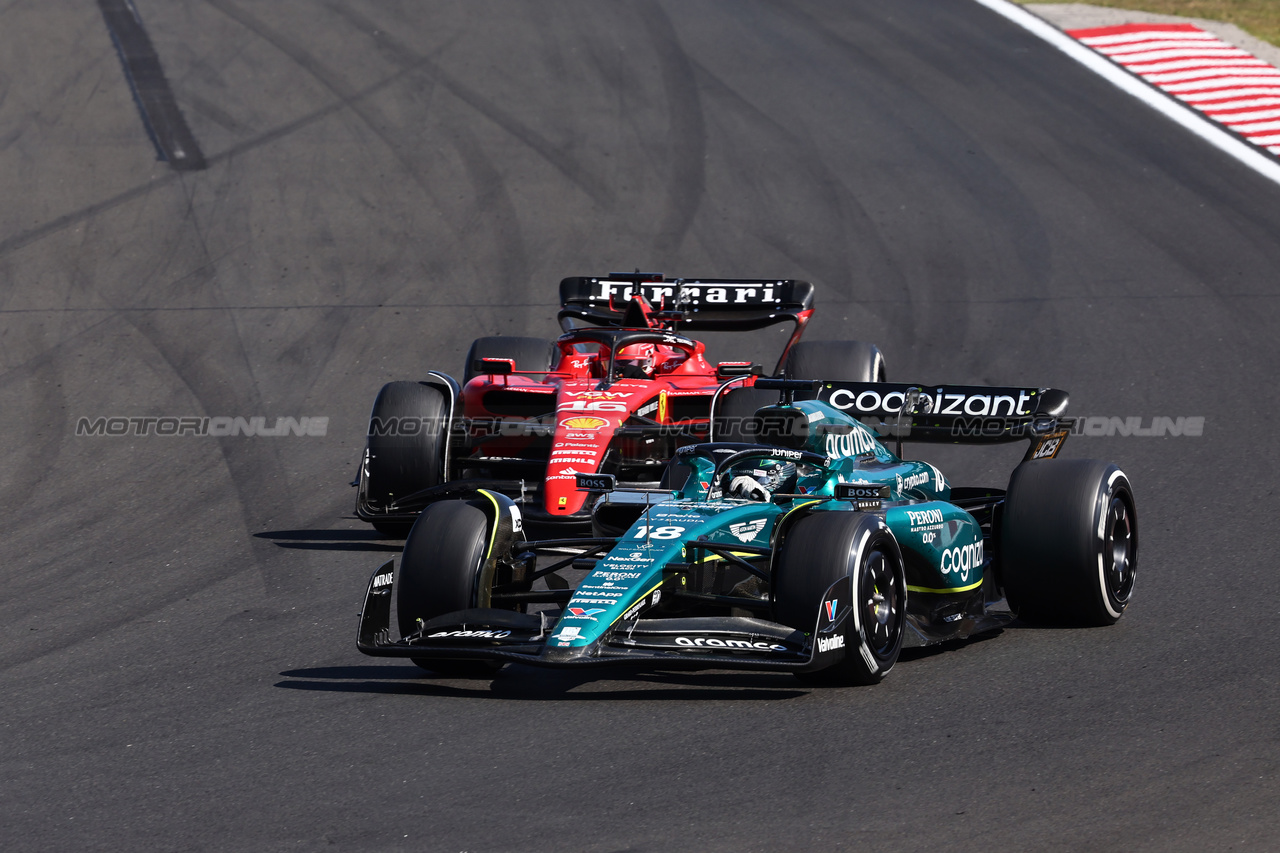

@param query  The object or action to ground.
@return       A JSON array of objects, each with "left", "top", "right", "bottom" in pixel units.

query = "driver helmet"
[
  {"left": 725, "top": 459, "right": 797, "bottom": 501},
  {"left": 615, "top": 342, "right": 657, "bottom": 379}
]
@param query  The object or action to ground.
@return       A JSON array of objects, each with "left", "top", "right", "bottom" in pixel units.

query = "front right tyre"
[{"left": 398, "top": 500, "right": 503, "bottom": 677}]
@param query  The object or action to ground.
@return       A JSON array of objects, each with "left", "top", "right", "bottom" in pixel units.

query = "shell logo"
[{"left": 560, "top": 416, "right": 608, "bottom": 430}]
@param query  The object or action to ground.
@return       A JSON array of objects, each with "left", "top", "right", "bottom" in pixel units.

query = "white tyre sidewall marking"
[
  {"left": 1097, "top": 468, "right": 1127, "bottom": 619},
  {"left": 849, "top": 524, "right": 885, "bottom": 673}
]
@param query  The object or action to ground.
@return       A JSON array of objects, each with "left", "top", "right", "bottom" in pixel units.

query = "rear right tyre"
[
  {"left": 1001, "top": 459, "right": 1138, "bottom": 626},
  {"left": 784, "top": 340, "right": 886, "bottom": 383},
  {"left": 714, "top": 386, "right": 777, "bottom": 443},
  {"left": 463, "top": 335, "right": 557, "bottom": 383}
]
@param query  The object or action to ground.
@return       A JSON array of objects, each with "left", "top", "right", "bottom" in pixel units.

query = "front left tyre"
[
  {"left": 362, "top": 381, "right": 448, "bottom": 537},
  {"left": 774, "top": 511, "right": 906, "bottom": 685}
]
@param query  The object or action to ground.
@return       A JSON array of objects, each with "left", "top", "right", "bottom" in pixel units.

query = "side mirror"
[
  {"left": 475, "top": 357, "right": 515, "bottom": 375},
  {"left": 715, "top": 362, "right": 763, "bottom": 379}
]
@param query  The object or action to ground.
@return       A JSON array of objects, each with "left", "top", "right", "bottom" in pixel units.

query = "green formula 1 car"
[{"left": 356, "top": 378, "right": 1137, "bottom": 684}]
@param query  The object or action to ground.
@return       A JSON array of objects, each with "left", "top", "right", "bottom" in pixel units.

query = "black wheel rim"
[
  {"left": 860, "top": 546, "right": 902, "bottom": 659},
  {"left": 1104, "top": 494, "right": 1136, "bottom": 605}
]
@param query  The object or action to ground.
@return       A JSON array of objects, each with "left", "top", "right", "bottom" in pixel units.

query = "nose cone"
[{"left": 544, "top": 415, "right": 617, "bottom": 515}]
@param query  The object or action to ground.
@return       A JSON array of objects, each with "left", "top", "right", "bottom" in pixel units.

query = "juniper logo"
[{"left": 76, "top": 416, "right": 329, "bottom": 437}]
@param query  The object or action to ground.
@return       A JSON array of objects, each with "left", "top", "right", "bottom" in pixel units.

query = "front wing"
[{"left": 356, "top": 561, "right": 850, "bottom": 672}]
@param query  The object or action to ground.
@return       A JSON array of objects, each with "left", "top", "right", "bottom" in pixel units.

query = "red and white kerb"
[{"left": 1068, "top": 23, "right": 1280, "bottom": 156}]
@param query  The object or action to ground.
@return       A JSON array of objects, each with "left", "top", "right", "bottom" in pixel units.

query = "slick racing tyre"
[
  {"left": 1001, "top": 459, "right": 1137, "bottom": 626},
  {"left": 463, "top": 335, "right": 557, "bottom": 383},
  {"left": 398, "top": 500, "right": 503, "bottom": 677},
  {"left": 775, "top": 511, "right": 906, "bottom": 685},
  {"left": 783, "top": 340, "right": 886, "bottom": 383},
  {"left": 363, "top": 381, "right": 447, "bottom": 537},
  {"left": 714, "top": 386, "right": 777, "bottom": 444}
]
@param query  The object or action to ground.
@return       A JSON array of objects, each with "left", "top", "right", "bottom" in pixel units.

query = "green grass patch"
[{"left": 1020, "top": 1, "right": 1280, "bottom": 47}]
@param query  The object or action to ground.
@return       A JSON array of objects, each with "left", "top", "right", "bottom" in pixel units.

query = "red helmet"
[{"left": 615, "top": 342, "right": 657, "bottom": 378}]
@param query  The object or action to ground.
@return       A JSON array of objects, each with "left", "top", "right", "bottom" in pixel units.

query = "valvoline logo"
[
  {"left": 567, "top": 608, "right": 606, "bottom": 619},
  {"left": 824, "top": 600, "right": 838, "bottom": 621}
]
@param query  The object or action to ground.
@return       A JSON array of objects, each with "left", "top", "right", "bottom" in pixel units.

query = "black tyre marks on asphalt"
[
  {"left": 635, "top": 1, "right": 706, "bottom": 263},
  {"left": 97, "top": 0, "right": 205, "bottom": 170},
  {"left": 765, "top": 2, "right": 1055, "bottom": 369},
  {"left": 325, "top": 2, "right": 614, "bottom": 209},
  {"left": 0, "top": 59, "right": 426, "bottom": 261},
  {"left": 198, "top": 0, "right": 533, "bottom": 311}
]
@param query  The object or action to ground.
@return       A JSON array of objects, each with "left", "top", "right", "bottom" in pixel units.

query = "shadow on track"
[
  {"left": 254, "top": 529, "right": 403, "bottom": 553},
  {"left": 898, "top": 628, "right": 1005, "bottom": 662},
  {"left": 276, "top": 664, "right": 809, "bottom": 701}
]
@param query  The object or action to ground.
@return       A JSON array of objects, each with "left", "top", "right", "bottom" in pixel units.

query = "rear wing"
[
  {"left": 813, "top": 381, "right": 1071, "bottom": 459},
  {"left": 558, "top": 274, "right": 814, "bottom": 332}
]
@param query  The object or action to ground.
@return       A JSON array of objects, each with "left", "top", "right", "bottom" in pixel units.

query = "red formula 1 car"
[{"left": 354, "top": 273, "right": 886, "bottom": 535}]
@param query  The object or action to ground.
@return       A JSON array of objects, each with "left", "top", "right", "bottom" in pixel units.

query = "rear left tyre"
[{"left": 774, "top": 511, "right": 906, "bottom": 685}]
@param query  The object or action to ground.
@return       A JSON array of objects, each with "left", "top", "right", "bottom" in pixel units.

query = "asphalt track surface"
[{"left": 2, "top": 1, "right": 1277, "bottom": 850}]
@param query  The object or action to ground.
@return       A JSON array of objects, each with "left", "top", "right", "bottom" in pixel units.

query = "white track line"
[{"left": 970, "top": 0, "right": 1280, "bottom": 187}]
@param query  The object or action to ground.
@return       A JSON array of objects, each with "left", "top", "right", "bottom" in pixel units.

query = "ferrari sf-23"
[{"left": 353, "top": 272, "right": 886, "bottom": 536}]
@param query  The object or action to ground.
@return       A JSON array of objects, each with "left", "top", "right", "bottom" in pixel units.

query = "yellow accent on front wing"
[
  {"left": 475, "top": 489, "right": 503, "bottom": 561},
  {"left": 602, "top": 581, "right": 666, "bottom": 631},
  {"left": 906, "top": 579, "right": 983, "bottom": 594},
  {"left": 694, "top": 551, "right": 763, "bottom": 564}
]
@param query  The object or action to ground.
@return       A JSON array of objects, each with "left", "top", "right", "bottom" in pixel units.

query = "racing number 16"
[{"left": 634, "top": 526, "right": 684, "bottom": 539}]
